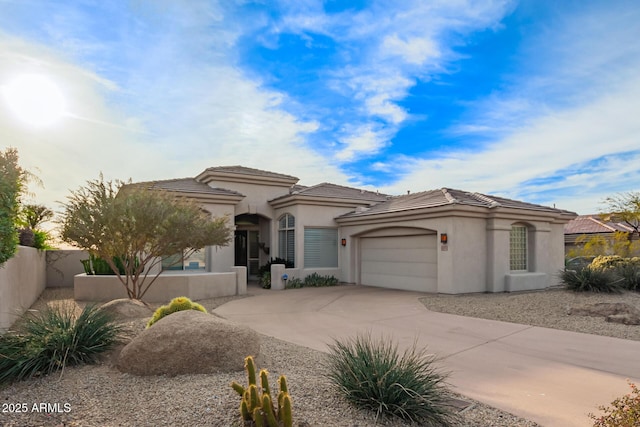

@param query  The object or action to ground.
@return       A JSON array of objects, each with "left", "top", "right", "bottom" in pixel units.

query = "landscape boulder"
[
  {"left": 606, "top": 313, "right": 640, "bottom": 325},
  {"left": 116, "top": 310, "right": 260, "bottom": 376},
  {"left": 567, "top": 302, "right": 640, "bottom": 318},
  {"left": 100, "top": 299, "right": 153, "bottom": 320}
]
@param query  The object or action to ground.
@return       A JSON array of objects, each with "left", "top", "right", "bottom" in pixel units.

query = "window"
[
  {"left": 304, "top": 228, "right": 338, "bottom": 268},
  {"left": 162, "top": 249, "right": 205, "bottom": 271},
  {"left": 278, "top": 213, "right": 295, "bottom": 265},
  {"left": 510, "top": 225, "right": 528, "bottom": 271}
]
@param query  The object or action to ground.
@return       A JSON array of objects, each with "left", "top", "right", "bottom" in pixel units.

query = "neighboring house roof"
[
  {"left": 129, "top": 178, "right": 244, "bottom": 202},
  {"left": 338, "top": 188, "right": 575, "bottom": 219},
  {"left": 564, "top": 215, "right": 634, "bottom": 234}
]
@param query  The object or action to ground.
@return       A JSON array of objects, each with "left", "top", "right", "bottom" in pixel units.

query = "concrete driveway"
[{"left": 214, "top": 285, "right": 640, "bottom": 427}]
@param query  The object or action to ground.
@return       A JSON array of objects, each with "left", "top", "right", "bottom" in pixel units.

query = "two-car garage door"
[{"left": 360, "top": 233, "right": 437, "bottom": 292}]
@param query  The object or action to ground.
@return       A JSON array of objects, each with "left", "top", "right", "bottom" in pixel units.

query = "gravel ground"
[
  {"left": 8, "top": 286, "right": 632, "bottom": 427},
  {"left": 420, "top": 287, "right": 640, "bottom": 341}
]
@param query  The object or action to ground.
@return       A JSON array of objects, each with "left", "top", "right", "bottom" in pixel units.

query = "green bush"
[
  {"left": 560, "top": 266, "right": 622, "bottom": 293},
  {"left": 0, "top": 148, "right": 24, "bottom": 266},
  {"left": 33, "top": 229, "right": 55, "bottom": 250},
  {"left": 589, "top": 380, "right": 640, "bottom": 427},
  {"left": 146, "top": 296, "right": 207, "bottom": 328},
  {"left": 591, "top": 255, "right": 625, "bottom": 271},
  {"left": 258, "top": 258, "right": 293, "bottom": 289},
  {"left": 325, "top": 333, "right": 457, "bottom": 425},
  {"left": 0, "top": 304, "right": 121, "bottom": 385},
  {"left": 285, "top": 273, "right": 339, "bottom": 289}
]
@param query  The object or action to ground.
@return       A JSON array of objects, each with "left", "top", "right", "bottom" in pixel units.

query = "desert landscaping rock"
[
  {"left": 567, "top": 302, "right": 640, "bottom": 318},
  {"left": 100, "top": 298, "right": 153, "bottom": 320},
  {"left": 117, "top": 310, "right": 260, "bottom": 376},
  {"left": 606, "top": 313, "right": 640, "bottom": 325}
]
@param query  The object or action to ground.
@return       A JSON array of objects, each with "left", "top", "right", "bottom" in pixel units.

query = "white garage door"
[{"left": 360, "top": 234, "right": 437, "bottom": 292}]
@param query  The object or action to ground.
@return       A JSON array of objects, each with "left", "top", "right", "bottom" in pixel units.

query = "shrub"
[
  {"left": 325, "top": 333, "right": 457, "bottom": 425},
  {"left": 589, "top": 380, "right": 640, "bottom": 427},
  {"left": 285, "top": 273, "right": 339, "bottom": 289},
  {"left": 18, "top": 227, "right": 35, "bottom": 247},
  {"left": 146, "top": 296, "right": 207, "bottom": 328},
  {"left": 258, "top": 258, "right": 293, "bottom": 289},
  {"left": 0, "top": 304, "right": 120, "bottom": 385},
  {"left": 591, "top": 255, "right": 625, "bottom": 271},
  {"left": 614, "top": 258, "right": 640, "bottom": 291},
  {"left": 33, "top": 229, "right": 55, "bottom": 250},
  {"left": 560, "top": 266, "right": 622, "bottom": 293}
]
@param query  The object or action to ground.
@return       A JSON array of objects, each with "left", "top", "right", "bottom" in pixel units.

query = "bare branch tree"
[{"left": 58, "top": 175, "right": 232, "bottom": 299}]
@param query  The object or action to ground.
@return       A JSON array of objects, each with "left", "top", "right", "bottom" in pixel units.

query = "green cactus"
[
  {"left": 146, "top": 296, "right": 208, "bottom": 328},
  {"left": 230, "top": 355, "right": 294, "bottom": 427}
]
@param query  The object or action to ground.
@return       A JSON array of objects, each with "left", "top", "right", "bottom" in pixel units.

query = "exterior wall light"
[
  {"left": 341, "top": 238, "right": 347, "bottom": 246},
  {"left": 440, "top": 233, "right": 448, "bottom": 244}
]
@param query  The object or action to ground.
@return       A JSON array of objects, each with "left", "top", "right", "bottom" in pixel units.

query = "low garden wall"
[
  {"left": 46, "top": 249, "right": 89, "bottom": 288},
  {"left": 74, "top": 267, "right": 247, "bottom": 303},
  {"left": 0, "top": 246, "right": 46, "bottom": 332}
]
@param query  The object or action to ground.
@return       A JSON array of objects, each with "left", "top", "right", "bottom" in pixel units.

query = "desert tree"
[
  {"left": 19, "top": 203, "right": 54, "bottom": 230},
  {"left": 601, "top": 191, "right": 640, "bottom": 238},
  {"left": 59, "top": 175, "right": 232, "bottom": 299}
]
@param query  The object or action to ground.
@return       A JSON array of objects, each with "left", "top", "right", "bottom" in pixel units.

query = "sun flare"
[{"left": 1, "top": 74, "right": 67, "bottom": 127}]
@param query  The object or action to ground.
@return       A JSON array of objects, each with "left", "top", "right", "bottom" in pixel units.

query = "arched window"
[
  {"left": 278, "top": 213, "right": 295, "bottom": 265},
  {"left": 510, "top": 224, "right": 528, "bottom": 271}
]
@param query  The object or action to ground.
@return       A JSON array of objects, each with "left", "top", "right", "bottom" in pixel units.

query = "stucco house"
[
  {"left": 564, "top": 214, "right": 638, "bottom": 256},
  {"left": 140, "top": 166, "right": 576, "bottom": 294}
]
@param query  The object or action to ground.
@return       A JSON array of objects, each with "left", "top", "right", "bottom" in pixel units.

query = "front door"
[{"left": 234, "top": 230, "right": 260, "bottom": 279}]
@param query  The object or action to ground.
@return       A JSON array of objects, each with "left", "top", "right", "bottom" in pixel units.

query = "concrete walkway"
[{"left": 214, "top": 285, "right": 640, "bottom": 427}]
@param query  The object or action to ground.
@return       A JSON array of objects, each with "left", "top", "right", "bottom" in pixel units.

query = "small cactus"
[
  {"left": 231, "top": 356, "right": 293, "bottom": 427},
  {"left": 146, "top": 296, "right": 208, "bottom": 328}
]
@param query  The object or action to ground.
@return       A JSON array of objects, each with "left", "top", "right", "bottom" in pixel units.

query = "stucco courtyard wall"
[
  {"left": 46, "top": 249, "right": 89, "bottom": 288},
  {"left": 0, "top": 246, "right": 46, "bottom": 332},
  {"left": 74, "top": 268, "right": 246, "bottom": 302}
]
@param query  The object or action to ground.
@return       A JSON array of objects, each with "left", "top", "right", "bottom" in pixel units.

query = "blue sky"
[{"left": 1, "top": 0, "right": 639, "bottom": 216}]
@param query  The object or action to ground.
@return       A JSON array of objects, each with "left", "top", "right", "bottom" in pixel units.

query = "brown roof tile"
[
  {"left": 289, "top": 182, "right": 389, "bottom": 202},
  {"left": 564, "top": 215, "right": 633, "bottom": 234},
  {"left": 339, "top": 188, "right": 574, "bottom": 218},
  {"left": 132, "top": 178, "right": 243, "bottom": 197},
  {"left": 199, "top": 166, "right": 298, "bottom": 181}
]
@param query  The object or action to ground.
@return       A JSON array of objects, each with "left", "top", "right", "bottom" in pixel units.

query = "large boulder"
[
  {"left": 100, "top": 299, "right": 153, "bottom": 320},
  {"left": 116, "top": 310, "right": 260, "bottom": 376}
]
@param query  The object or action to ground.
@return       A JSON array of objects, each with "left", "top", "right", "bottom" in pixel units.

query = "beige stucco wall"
[
  {"left": 273, "top": 204, "right": 354, "bottom": 279},
  {"left": 339, "top": 215, "right": 487, "bottom": 294},
  {"left": 74, "top": 271, "right": 241, "bottom": 302},
  {"left": 46, "top": 249, "right": 88, "bottom": 287},
  {"left": 339, "top": 210, "right": 568, "bottom": 294},
  {"left": 0, "top": 246, "right": 46, "bottom": 331},
  {"left": 200, "top": 202, "right": 236, "bottom": 272}
]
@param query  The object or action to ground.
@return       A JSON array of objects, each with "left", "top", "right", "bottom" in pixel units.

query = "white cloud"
[
  {"left": 381, "top": 34, "right": 440, "bottom": 65},
  {"left": 383, "top": 74, "right": 640, "bottom": 213},
  {"left": 335, "top": 125, "right": 390, "bottom": 161}
]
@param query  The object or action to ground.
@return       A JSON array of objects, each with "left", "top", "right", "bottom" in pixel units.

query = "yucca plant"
[
  {"left": 0, "top": 304, "right": 120, "bottom": 385},
  {"left": 325, "top": 333, "right": 458, "bottom": 426},
  {"left": 560, "top": 266, "right": 622, "bottom": 293}
]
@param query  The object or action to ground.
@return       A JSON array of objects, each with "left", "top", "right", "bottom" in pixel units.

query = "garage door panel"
[
  {"left": 361, "top": 261, "right": 437, "bottom": 278},
  {"left": 361, "top": 248, "right": 436, "bottom": 263},
  {"left": 362, "top": 235, "right": 433, "bottom": 249},
  {"left": 361, "top": 273, "right": 437, "bottom": 292},
  {"left": 360, "top": 234, "right": 438, "bottom": 292}
]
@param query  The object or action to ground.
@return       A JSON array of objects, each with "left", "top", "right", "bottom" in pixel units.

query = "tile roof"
[
  {"left": 564, "top": 215, "right": 633, "bottom": 234},
  {"left": 287, "top": 182, "right": 389, "bottom": 202},
  {"left": 198, "top": 166, "right": 298, "bottom": 182},
  {"left": 339, "top": 188, "right": 574, "bottom": 218},
  {"left": 132, "top": 178, "right": 243, "bottom": 197}
]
